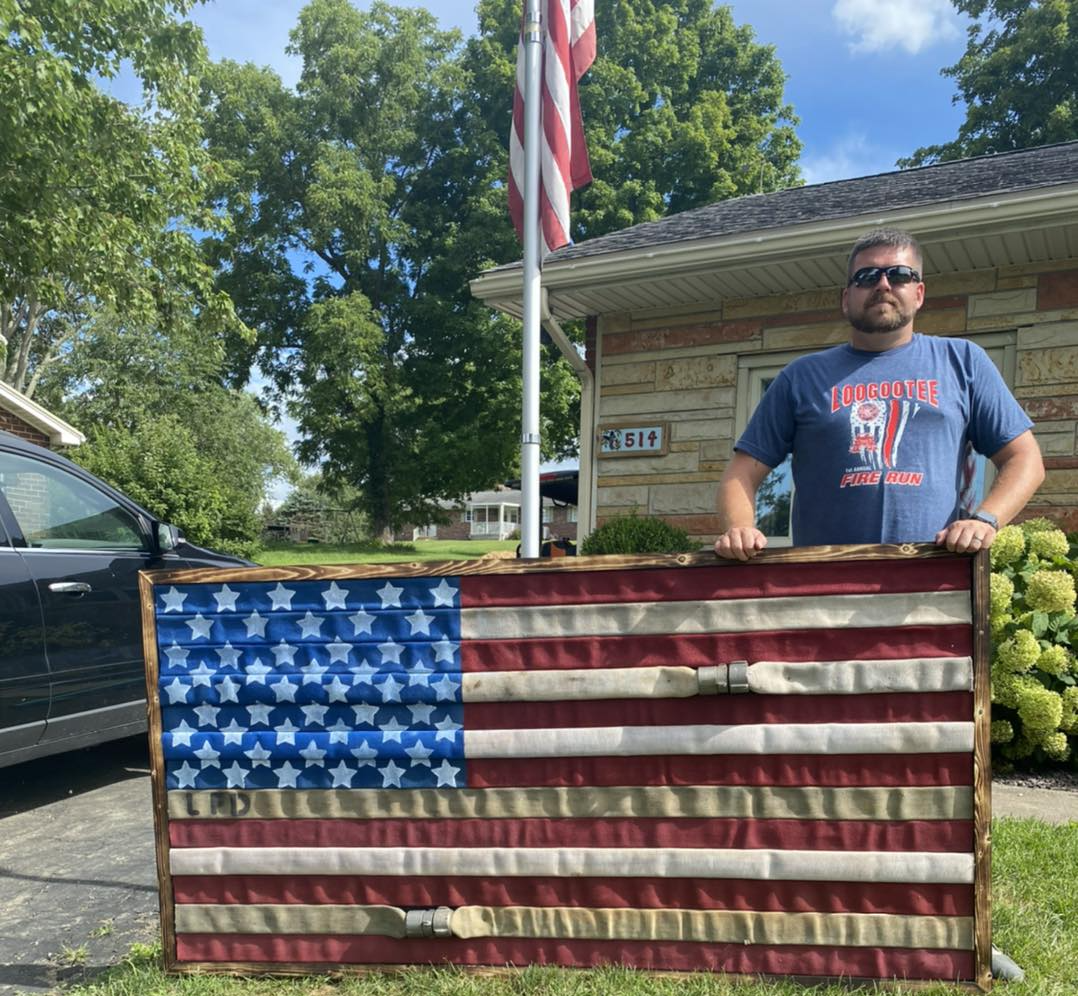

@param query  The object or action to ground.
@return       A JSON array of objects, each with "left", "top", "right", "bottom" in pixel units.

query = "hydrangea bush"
[{"left": 989, "top": 517, "right": 1078, "bottom": 767}]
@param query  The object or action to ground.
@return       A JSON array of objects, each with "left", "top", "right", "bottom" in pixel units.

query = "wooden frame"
[{"left": 139, "top": 543, "right": 991, "bottom": 990}]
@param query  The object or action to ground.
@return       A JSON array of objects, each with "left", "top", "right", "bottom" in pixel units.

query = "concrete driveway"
[{"left": 0, "top": 737, "right": 160, "bottom": 995}]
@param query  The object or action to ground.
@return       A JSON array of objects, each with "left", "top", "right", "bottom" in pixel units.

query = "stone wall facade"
[
  {"left": 0, "top": 408, "right": 50, "bottom": 449},
  {"left": 593, "top": 262, "right": 1078, "bottom": 540}
]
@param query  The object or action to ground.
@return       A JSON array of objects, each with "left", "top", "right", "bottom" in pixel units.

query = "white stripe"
[
  {"left": 463, "top": 722, "right": 974, "bottom": 758},
  {"left": 170, "top": 846, "right": 975, "bottom": 884},
  {"left": 462, "top": 590, "right": 972, "bottom": 641},
  {"left": 570, "top": 0, "right": 594, "bottom": 47},
  {"left": 749, "top": 657, "right": 974, "bottom": 695}
]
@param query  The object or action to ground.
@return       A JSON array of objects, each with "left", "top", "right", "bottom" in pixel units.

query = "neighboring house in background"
[
  {"left": 0, "top": 382, "right": 84, "bottom": 450},
  {"left": 406, "top": 484, "right": 578, "bottom": 542},
  {"left": 473, "top": 141, "right": 1078, "bottom": 544}
]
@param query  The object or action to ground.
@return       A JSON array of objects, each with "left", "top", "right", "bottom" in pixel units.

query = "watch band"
[{"left": 970, "top": 509, "right": 999, "bottom": 530}]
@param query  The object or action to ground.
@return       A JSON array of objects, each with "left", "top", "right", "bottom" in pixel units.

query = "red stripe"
[
  {"left": 462, "top": 625, "right": 973, "bottom": 672},
  {"left": 460, "top": 559, "right": 969, "bottom": 607},
  {"left": 173, "top": 874, "right": 973, "bottom": 916},
  {"left": 175, "top": 934, "right": 975, "bottom": 979},
  {"left": 883, "top": 398, "right": 901, "bottom": 468},
  {"left": 169, "top": 817, "right": 972, "bottom": 853},
  {"left": 468, "top": 752, "right": 973, "bottom": 788},
  {"left": 465, "top": 691, "right": 973, "bottom": 730}
]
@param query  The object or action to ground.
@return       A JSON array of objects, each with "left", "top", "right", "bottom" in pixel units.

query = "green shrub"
[
  {"left": 989, "top": 518, "right": 1078, "bottom": 767},
  {"left": 581, "top": 512, "right": 697, "bottom": 556}
]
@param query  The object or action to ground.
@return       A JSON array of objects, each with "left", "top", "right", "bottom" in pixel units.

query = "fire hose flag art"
[{"left": 140, "top": 549, "right": 992, "bottom": 988}]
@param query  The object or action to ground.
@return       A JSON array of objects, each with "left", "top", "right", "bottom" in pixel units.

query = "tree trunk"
[{"left": 366, "top": 410, "right": 394, "bottom": 544}]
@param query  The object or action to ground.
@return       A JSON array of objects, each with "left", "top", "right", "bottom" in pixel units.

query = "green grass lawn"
[
  {"left": 62, "top": 818, "right": 1078, "bottom": 996},
  {"left": 254, "top": 539, "right": 519, "bottom": 566}
]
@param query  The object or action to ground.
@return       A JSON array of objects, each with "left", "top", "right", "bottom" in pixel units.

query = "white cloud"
[
  {"left": 799, "top": 133, "right": 896, "bottom": 186},
  {"left": 831, "top": 0, "right": 960, "bottom": 55}
]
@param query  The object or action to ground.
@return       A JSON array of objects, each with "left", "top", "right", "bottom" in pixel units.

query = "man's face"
[{"left": 841, "top": 245, "right": 925, "bottom": 344}]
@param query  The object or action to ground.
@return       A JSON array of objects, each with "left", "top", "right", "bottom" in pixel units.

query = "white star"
[
  {"left": 300, "top": 741, "right": 327, "bottom": 766},
  {"left": 244, "top": 612, "right": 268, "bottom": 637},
  {"left": 194, "top": 742, "right": 221, "bottom": 767},
  {"left": 220, "top": 719, "right": 246, "bottom": 744},
  {"left": 322, "top": 582, "right": 349, "bottom": 610},
  {"left": 214, "top": 676, "right": 241, "bottom": 703},
  {"left": 379, "top": 673, "right": 404, "bottom": 703},
  {"left": 352, "top": 703, "right": 379, "bottom": 726},
  {"left": 379, "top": 716, "right": 407, "bottom": 742},
  {"left": 297, "top": 611, "right": 324, "bottom": 639},
  {"left": 223, "top": 762, "right": 247, "bottom": 788},
  {"left": 377, "top": 581, "right": 403, "bottom": 608},
  {"left": 213, "top": 585, "right": 240, "bottom": 611},
  {"left": 378, "top": 639, "right": 404, "bottom": 665},
  {"left": 326, "top": 718, "right": 353, "bottom": 744},
  {"left": 194, "top": 704, "right": 220, "bottom": 728},
  {"left": 329, "top": 761, "right": 354, "bottom": 787},
  {"left": 431, "top": 674, "right": 459, "bottom": 702},
  {"left": 275, "top": 719, "right": 300, "bottom": 745},
  {"left": 301, "top": 703, "right": 329, "bottom": 727},
  {"left": 267, "top": 583, "right": 295, "bottom": 611},
  {"left": 216, "top": 643, "right": 241, "bottom": 669},
  {"left": 349, "top": 608, "right": 375, "bottom": 635},
  {"left": 326, "top": 639, "right": 353, "bottom": 663},
  {"left": 404, "top": 739, "right": 434, "bottom": 766},
  {"left": 276, "top": 761, "right": 301, "bottom": 787},
  {"left": 246, "top": 703, "right": 273, "bottom": 726},
  {"left": 432, "top": 758, "right": 461, "bottom": 787},
  {"left": 189, "top": 662, "right": 215, "bottom": 688},
  {"left": 161, "top": 587, "right": 187, "bottom": 612},
  {"left": 272, "top": 642, "right": 297, "bottom": 667},
  {"left": 164, "top": 644, "right": 189, "bottom": 669},
  {"left": 434, "top": 715, "right": 461, "bottom": 741},
  {"left": 405, "top": 657, "right": 432, "bottom": 687},
  {"left": 270, "top": 678, "right": 297, "bottom": 703},
  {"left": 186, "top": 614, "right": 213, "bottom": 640},
  {"left": 431, "top": 638, "right": 457, "bottom": 664},
  {"left": 351, "top": 739, "right": 378, "bottom": 765},
  {"left": 170, "top": 720, "right": 196, "bottom": 747},
  {"left": 173, "top": 761, "right": 199, "bottom": 788},
  {"left": 408, "top": 702, "right": 436, "bottom": 725},
  {"left": 349, "top": 655, "right": 379, "bottom": 676},
  {"left": 325, "top": 676, "right": 351, "bottom": 703},
  {"left": 379, "top": 759, "right": 405, "bottom": 787},
  {"left": 244, "top": 742, "right": 274, "bottom": 767},
  {"left": 405, "top": 608, "right": 434, "bottom": 635},
  {"left": 429, "top": 579, "right": 457, "bottom": 607},
  {"left": 300, "top": 659, "right": 328, "bottom": 683},
  {"left": 163, "top": 678, "right": 189, "bottom": 704},
  {"left": 245, "top": 659, "right": 272, "bottom": 684}
]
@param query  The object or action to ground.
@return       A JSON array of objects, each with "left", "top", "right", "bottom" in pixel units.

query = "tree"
[
  {"left": 902, "top": 1, "right": 1078, "bottom": 165},
  {"left": 0, "top": 0, "right": 243, "bottom": 395},
  {"left": 469, "top": 0, "right": 802, "bottom": 240}
]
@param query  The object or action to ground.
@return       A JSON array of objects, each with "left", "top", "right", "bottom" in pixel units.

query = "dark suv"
[{"left": 0, "top": 431, "right": 252, "bottom": 768}]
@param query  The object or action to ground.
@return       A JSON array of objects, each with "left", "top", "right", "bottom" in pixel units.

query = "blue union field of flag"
[{"left": 140, "top": 548, "right": 992, "bottom": 989}]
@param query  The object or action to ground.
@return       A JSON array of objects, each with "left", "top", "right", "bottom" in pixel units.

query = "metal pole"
[{"left": 520, "top": 0, "right": 543, "bottom": 558}]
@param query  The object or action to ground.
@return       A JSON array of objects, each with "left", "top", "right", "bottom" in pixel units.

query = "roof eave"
[{"left": 0, "top": 382, "right": 86, "bottom": 446}]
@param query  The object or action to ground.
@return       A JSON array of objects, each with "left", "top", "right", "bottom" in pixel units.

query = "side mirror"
[{"left": 156, "top": 522, "right": 182, "bottom": 554}]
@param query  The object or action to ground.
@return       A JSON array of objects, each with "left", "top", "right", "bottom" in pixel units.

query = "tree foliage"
[
  {"left": 0, "top": 0, "right": 243, "bottom": 395},
  {"left": 903, "top": 0, "right": 1078, "bottom": 165}
]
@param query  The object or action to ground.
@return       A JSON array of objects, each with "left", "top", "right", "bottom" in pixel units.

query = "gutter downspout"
[{"left": 540, "top": 288, "right": 595, "bottom": 544}]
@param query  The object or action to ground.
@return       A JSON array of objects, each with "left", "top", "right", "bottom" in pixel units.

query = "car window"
[{"left": 0, "top": 451, "right": 146, "bottom": 551}]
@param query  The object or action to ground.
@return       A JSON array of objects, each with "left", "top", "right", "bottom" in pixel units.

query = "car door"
[
  {"left": 0, "top": 448, "right": 152, "bottom": 751},
  {"left": 0, "top": 495, "right": 50, "bottom": 763}
]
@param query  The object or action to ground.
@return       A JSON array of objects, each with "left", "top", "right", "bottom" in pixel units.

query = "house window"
[
  {"left": 462, "top": 509, "right": 472, "bottom": 523},
  {"left": 542, "top": 505, "right": 553, "bottom": 523},
  {"left": 567, "top": 506, "right": 578, "bottom": 523}
]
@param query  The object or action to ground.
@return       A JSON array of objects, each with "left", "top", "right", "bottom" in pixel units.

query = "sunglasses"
[{"left": 848, "top": 265, "right": 922, "bottom": 288}]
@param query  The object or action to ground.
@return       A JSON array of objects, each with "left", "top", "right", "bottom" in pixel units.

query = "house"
[
  {"left": 0, "top": 382, "right": 84, "bottom": 449},
  {"left": 471, "top": 141, "right": 1078, "bottom": 544},
  {"left": 408, "top": 482, "right": 578, "bottom": 542}
]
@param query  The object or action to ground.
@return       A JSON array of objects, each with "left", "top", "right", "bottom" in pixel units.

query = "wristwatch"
[{"left": 970, "top": 509, "right": 999, "bottom": 530}]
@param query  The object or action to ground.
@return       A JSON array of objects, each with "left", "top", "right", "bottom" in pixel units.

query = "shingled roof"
[{"left": 500, "top": 141, "right": 1078, "bottom": 270}]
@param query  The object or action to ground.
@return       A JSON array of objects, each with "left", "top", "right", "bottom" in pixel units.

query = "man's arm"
[
  {"left": 935, "top": 430, "right": 1046, "bottom": 553},
  {"left": 714, "top": 451, "right": 774, "bottom": 561}
]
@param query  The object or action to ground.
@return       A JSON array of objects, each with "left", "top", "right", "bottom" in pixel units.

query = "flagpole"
[{"left": 520, "top": 0, "right": 543, "bottom": 559}]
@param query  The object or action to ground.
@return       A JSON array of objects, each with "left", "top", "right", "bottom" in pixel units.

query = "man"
[{"left": 714, "top": 228, "right": 1045, "bottom": 561}]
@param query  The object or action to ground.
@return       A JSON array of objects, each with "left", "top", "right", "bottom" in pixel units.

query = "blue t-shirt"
[{"left": 735, "top": 335, "right": 1034, "bottom": 545}]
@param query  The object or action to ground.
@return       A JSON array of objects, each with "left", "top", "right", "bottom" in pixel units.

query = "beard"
[{"left": 847, "top": 293, "right": 915, "bottom": 334}]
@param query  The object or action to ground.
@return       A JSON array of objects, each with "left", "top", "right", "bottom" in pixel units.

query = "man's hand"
[
  {"left": 714, "top": 527, "right": 768, "bottom": 561},
  {"left": 934, "top": 519, "right": 997, "bottom": 554}
]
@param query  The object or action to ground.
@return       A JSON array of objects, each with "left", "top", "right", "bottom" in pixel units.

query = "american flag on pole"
[
  {"left": 142, "top": 550, "right": 989, "bottom": 985},
  {"left": 508, "top": 0, "right": 597, "bottom": 255}
]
